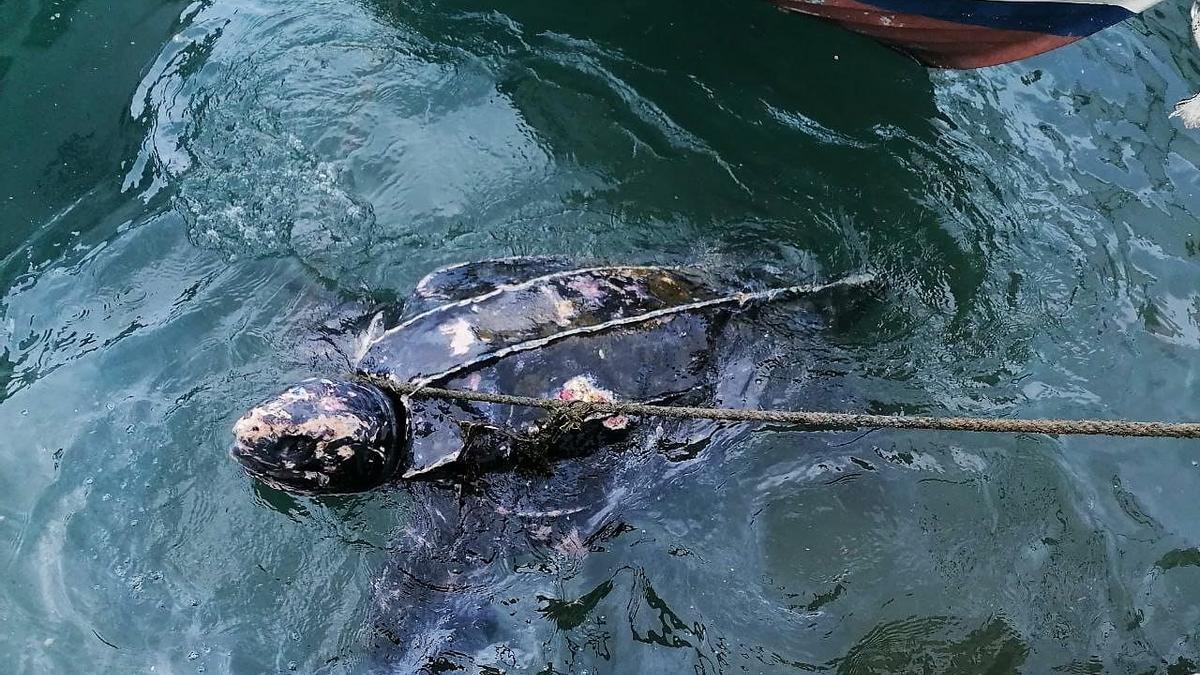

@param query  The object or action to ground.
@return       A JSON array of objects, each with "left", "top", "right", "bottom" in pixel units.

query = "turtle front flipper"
[{"left": 402, "top": 398, "right": 530, "bottom": 478}]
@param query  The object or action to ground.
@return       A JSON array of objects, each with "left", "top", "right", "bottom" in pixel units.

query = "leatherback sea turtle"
[{"left": 230, "top": 258, "right": 868, "bottom": 669}]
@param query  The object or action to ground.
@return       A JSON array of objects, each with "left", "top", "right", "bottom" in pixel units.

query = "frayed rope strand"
[{"left": 359, "top": 376, "right": 1200, "bottom": 440}]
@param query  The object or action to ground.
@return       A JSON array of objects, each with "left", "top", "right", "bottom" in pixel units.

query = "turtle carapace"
[{"left": 229, "top": 259, "right": 854, "bottom": 495}]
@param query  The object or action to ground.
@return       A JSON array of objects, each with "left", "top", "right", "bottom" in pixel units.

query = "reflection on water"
[{"left": 3, "top": 0, "right": 1200, "bottom": 671}]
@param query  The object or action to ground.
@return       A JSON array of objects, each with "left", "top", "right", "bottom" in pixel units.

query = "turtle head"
[{"left": 230, "top": 378, "right": 408, "bottom": 495}]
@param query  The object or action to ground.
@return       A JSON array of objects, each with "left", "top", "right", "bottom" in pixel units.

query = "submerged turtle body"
[
  {"left": 355, "top": 262, "right": 738, "bottom": 476},
  {"left": 229, "top": 257, "right": 861, "bottom": 669},
  {"left": 357, "top": 260, "right": 773, "bottom": 667}
]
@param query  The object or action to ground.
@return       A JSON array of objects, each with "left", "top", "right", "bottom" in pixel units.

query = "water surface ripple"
[{"left": 3, "top": 0, "right": 1200, "bottom": 672}]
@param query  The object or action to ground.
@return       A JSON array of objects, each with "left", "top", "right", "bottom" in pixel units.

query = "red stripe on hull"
[{"left": 773, "top": 0, "right": 1080, "bottom": 68}]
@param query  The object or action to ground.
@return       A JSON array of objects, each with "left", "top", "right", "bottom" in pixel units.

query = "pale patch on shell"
[
  {"left": 540, "top": 286, "right": 578, "bottom": 326},
  {"left": 554, "top": 299, "right": 577, "bottom": 325},
  {"left": 566, "top": 276, "right": 607, "bottom": 300},
  {"left": 438, "top": 317, "right": 477, "bottom": 356},
  {"left": 556, "top": 375, "right": 629, "bottom": 430}
]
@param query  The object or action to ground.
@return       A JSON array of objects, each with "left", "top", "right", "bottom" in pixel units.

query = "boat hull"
[{"left": 772, "top": 0, "right": 1154, "bottom": 68}]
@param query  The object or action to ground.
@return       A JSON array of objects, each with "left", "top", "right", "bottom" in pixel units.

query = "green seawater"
[{"left": 4, "top": 0, "right": 1200, "bottom": 671}]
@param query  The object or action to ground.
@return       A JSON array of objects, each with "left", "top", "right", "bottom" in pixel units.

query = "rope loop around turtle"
[
  {"left": 357, "top": 374, "right": 1200, "bottom": 440},
  {"left": 541, "top": 400, "right": 604, "bottom": 434}
]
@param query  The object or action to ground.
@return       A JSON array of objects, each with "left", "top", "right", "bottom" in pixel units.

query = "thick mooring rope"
[
  {"left": 360, "top": 376, "right": 1200, "bottom": 440},
  {"left": 358, "top": 271, "right": 1197, "bottom": 440}
]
